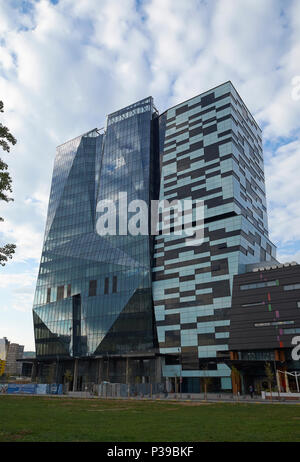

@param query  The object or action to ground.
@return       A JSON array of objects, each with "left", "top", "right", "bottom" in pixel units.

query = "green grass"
[{"left": 0, "top": 396, "right": 299, "bottom": 442}]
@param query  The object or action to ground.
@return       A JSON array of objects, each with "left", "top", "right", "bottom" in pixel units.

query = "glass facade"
[{"left": 33, "top": 98, "right": 158, "bottom": 359}]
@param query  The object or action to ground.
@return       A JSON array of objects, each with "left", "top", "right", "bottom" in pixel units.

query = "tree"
[
  {"left": 64, "top": 369, "right": 73, "bottom": 392},
  {"left": 231, "top": 366, "right": 241, "bottom": 397},
  {"left": 202, "top": 366, "right": 212, "bottom": 401},
  {"left": 265, "top": 362, "right": 274, "bottom": 401},
  {"left": 0, "top": 100, "right": 17, "bottom": 266}
]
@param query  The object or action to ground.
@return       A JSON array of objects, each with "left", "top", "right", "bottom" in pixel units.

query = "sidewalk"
[
  {"left": 67, "top": 391, "right": 300, "bottom": 404},
  {"left": 1, "top": 391, "right": 300, "bottom": 404}
]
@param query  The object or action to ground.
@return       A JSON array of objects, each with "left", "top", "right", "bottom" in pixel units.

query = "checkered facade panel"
[{"left": 153, "top": 82, "right": 276, "bottom": 379}]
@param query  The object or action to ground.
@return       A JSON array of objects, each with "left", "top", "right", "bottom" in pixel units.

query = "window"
[
  {"left": 260, "top": 248, "right": 266, "bottom": 261},
  {"left": 283, "top": 283, "right": 300, "bottom": 291},
  {"left": 247, "top": 246, "right": 254, "bottom": 256},
  {"left": 67, "top": 284, "right": 71, "bottom": 297},
  {"left": 254, "top": 320, "right": 294, "bottom": 327},
  {"left": 283, "top": 328, "right": 300, "bottom": 334},
  {"left": 266, "top": 243, "right": 272, "bottom": 254},
  {"left": 241, "top": 350, "right": 274, "bottom": 361},
  {"left": 242, "top": 301, "right": 265, "bottom": 307},
  {"left": 165, "top": 355, "right": 180, "bottom": 365},
  {"left": 89, "top": 280, "right": 97, "bottom": 297},
  {"left": 57, "top": 285, "right": 64, "bottom": 301},
  {"left": 46, "top": 288, "right": 51, "bottom": 303},
  {"left": 112, "top": 275, "right": 117, "bottom": 293},
  {"left": 240, "top": 280, "right": 277, "bottom": 290},
  {"left": 104, "top": 277, "right": 109, "bottom": 295}
]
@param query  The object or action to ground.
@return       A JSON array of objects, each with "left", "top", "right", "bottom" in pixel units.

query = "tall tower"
[
  {"left": 33, "top": 98, "right": 160, "bottom": 383},
  {"left": 153, "top": 81, "right": 276, "bottom": 392}
]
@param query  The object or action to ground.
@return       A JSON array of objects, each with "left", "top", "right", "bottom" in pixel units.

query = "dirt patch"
[
  {"left": 3, "top": 430, "right": 33, "bottom": 441},
  {"left": 87, "top": 407, "right": 132, "bottom": 412}
]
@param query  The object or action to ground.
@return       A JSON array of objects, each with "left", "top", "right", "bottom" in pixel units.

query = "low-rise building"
[{"left": 229, "top": 262, "right": 300, "bottom": 393}]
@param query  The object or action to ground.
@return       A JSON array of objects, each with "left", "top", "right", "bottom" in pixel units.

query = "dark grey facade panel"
[{"left": 230, "top": 265, "right": 300, "bottom": 351}]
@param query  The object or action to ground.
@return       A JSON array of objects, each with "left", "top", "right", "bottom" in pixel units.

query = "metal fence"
[{"left": 93, "top": 382, "right": 165, "bottom": 398}]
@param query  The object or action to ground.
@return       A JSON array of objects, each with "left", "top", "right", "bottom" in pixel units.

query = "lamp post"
[
  {"left": 177, "top": 347, "right": 182, "bottom": 399},
  {"left": 295, "top": 372, "right": 300, "bottom": 393},
  {"left": 55, "top": 355, "right": 59, "bottom": 384}
]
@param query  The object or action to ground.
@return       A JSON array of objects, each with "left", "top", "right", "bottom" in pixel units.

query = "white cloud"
[
  {"left": 0, "top": 272, "right": 36, "bottom": 290},
  {"left": 265, "top": 140, "right": 300, "bottom": 245},
  {"left": 0, "top": 216, "right": 44, "bottom": 262},
  {"left": 277, "top": 249, "right": 300, "bottom": 265},
  {"left": 0, "top": 271, "right": 37, "bottom": 316}
]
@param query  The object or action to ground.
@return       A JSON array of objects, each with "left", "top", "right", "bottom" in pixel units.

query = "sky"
[{"left": 0, "top": 0, "right": 300, "bottom": 351}]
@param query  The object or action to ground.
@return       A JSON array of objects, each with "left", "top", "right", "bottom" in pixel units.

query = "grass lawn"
[{"left": 0, "top": 396, "right": 299, "bottom": 442}]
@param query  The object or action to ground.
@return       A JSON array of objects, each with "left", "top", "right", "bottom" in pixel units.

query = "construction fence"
[
  {"left": 93, "top": 382, "right": 166, "bottom": 398},
  {"left": 0, "top": 383, "right": 63, "bottom": 395}
]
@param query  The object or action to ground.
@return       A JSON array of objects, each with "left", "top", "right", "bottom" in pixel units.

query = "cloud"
[
  {"left": 0, "top": 271, "right": 36, "bottom": 289},
  {"left": 0, "top": 271, "right": 37, "bottom": 315},
  {"left": 0, "top": 217, "right": 44, "bottom": 262},
  {"left": 277, "top": 249, "right": 300, "bottom": 265},
  {"left": 265, "top": 140, "right": 300, "bottom": 246}
]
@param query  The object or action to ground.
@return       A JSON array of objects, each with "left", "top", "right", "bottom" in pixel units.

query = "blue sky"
[{"left": 0, "top": 0, "right": 300, "bottom": 350}]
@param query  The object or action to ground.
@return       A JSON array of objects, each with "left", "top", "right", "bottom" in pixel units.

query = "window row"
[
  {"left": 46, "top": 276, "right": 118, "bottom": 303},
  {"left": 240, "top": 280, "right": 278, "bottom": 290},
  {"left": 254, "top": 320, "right": 294, "bottom": 327},
  {"left": 283, "top": 284, "right": 300, "bottom": 291}
]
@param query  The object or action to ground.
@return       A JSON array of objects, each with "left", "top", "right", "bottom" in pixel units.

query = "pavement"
[{"left": 2, "top": 392, "right": 300, "bottom": 404}]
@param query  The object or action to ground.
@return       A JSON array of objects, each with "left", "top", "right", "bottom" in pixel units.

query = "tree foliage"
[
  {"left": 265, "top": 362, "right": 274, "bottom": 385},
  {"left": 0, "top": 100, "right": 17, "bottom": 266},
  {"left": 265, "top": 361, "right": 274, "bottom": 400},
  {"left": 231, "top": 365, "right": 241, "bottom": 395},
  {"left": 64, "top": 369, "right": 73, "bottom": 383}
]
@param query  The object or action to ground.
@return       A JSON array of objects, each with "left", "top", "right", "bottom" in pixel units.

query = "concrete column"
[
  {"left": 106, "top": 356, "right": 110, "bottom": 381},
  {"left": 126, "top": 357, "right": 129, "bottom": 384},
  {"left": 276, "top": 370, "right": 281, "bottom": 392},
  {"left": 241, "top": 373, "right": 245, "bottom": 394},
  {"left": 175, "top": 376, "right": 178, "bottom": 393},
  {"left": 31, "top": 361, "right": 37, "bottom": 381},
  {"left": 97, "top": 358, "right": 102, "bottom": 384},
  {"left": 285, "top": 371, "right": 290, "bottom": 393},
  {"left": 73, "top": 358, "right": 79, "bottom": 392}
]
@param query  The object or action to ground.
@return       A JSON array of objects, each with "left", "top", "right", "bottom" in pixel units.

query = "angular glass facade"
[{"left": 33, "top": 98, "right": 158, "bottom": 359}]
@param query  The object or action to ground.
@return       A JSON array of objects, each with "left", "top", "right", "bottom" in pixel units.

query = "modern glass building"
[
  {"left": 32, "top": 82, "right": 278, "bottom": 390},
  {"left": 33, "top": 98, "right": 161, "bottom": 385}
]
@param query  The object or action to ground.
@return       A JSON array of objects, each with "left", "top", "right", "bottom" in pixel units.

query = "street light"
[{"left": 55, "top": 355, "right": 59, "bottom": 384}]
